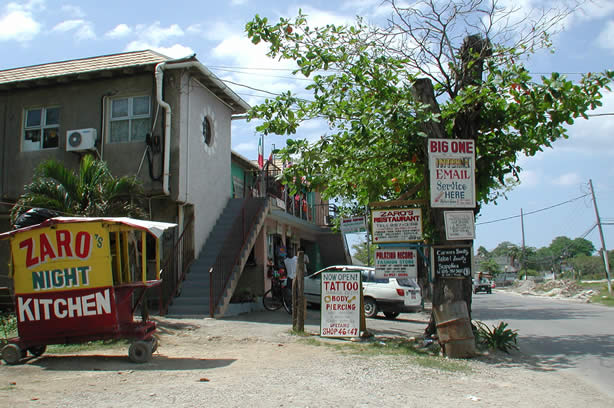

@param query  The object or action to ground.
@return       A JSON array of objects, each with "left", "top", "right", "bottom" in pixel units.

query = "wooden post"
[{"left": 292, "top": 251, "right": 306, "bottom": 332}]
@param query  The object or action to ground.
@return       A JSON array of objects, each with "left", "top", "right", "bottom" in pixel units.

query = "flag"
[{"left": 257, "top": 135, "right": 264, "bottom": 169}]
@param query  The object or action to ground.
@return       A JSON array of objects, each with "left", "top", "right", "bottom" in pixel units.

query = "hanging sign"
[
  {"left": 428, "top": 139, "right": 476, "bottom": 208},
  {"left": 371, "top": 208, "right": 422, "bottom": 243},
  {"left": 431, "top": 245, "right": 472, "bottom": 278},
  {"left": 320, "top": 271, "right": 361, "bottom": 338},
  {"left": 444, "top": 210, "right": 475, "bottom": 240},
  {"left": 340, "top": 216, "right": 367, "bottom": 234},
  {"left": 374, "top": 248, "right": 418, "bottom": 279}
]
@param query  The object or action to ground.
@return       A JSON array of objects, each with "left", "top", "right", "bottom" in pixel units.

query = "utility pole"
[
  {"left": 521, "top": 208, "right": 526, "bottom": 280},
  {"left": 589, "top": 179, "right": 612, "bottom": 294}
]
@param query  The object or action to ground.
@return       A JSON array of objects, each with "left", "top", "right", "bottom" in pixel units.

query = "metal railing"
[
  {"left": 158, "top": 215, "right": 195, "bottom": 315},
  {"left": 209, "top": 198, "right": 267, "bottom": 317}
]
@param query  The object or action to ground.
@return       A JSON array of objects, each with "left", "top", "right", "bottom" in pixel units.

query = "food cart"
[{"left": 0, "top": 217, "right": 176, "bottom": 364}]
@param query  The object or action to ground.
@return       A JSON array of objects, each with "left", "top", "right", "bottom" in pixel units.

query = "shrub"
[{"left": 474, "top": 320, "right": 519, "bottom": 353}]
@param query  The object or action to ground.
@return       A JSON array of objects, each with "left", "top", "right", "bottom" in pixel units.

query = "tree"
[
  {"left": 351, "top": 239, "right": 376, "bottom": 266},
  {"left": 479, "top": 257, "right": 501, "bottom": 278},
  {"left": 245, "top": 0, "right": 613, "bottom": 337},
  {"left": 11, "top": 155, "right": 146, "bottom": 224}
]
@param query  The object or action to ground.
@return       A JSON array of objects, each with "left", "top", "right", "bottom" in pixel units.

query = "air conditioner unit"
[{"left": 66, "top": 128, "right": 97, "bottom": 152}]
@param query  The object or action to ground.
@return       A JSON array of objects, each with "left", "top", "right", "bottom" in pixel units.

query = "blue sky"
[{"left": 1, "top": 0, "right": 613, "bottom": 254}]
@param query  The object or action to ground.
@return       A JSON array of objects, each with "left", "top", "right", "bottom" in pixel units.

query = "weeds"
[
  {"left": 1, "top": 312, "right": 17, "bottom": 341},
  {"left": 474, "top": 321, "right": 519, "bottom": 353},
  {"left": 298, "top": 336, "right": 470, "bottom": 373}
]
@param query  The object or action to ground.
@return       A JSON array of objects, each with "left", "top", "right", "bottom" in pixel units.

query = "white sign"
[
  {"left": 428, "top": 139, "right": 476, "bottom": 208},
  {"left": 371, "top": 208, "right": 422, "bottom": 243},
  {"left": 320, "top": 271, "right": 361, "bottom": 338},
  {"left": 340, "top": 216, "right": 367, "bottom": 233},
  {"left": 444, "top": 211, "right": 475, "bottom": 240},
  {"left": 374, "top": 248, "right": 418, "bottom": 279}
]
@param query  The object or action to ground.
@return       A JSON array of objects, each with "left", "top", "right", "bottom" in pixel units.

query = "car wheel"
[
  {"left": 384, "top": 312, "right": 400, "bottom": 320},
  {"left": 364, "top": 298, "right": 378, "bottom": 318},
  {"left": 487, "top": 289, "right": 492, "bottom": 294}
]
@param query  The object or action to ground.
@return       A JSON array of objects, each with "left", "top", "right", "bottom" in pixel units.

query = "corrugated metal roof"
[{"left": 0, "top": 50, "right": 170, "bottom": 85}]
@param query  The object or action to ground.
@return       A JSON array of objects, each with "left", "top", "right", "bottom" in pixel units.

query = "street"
[{"left": 472, "top": 291, "right": 614, "bottom": 398}]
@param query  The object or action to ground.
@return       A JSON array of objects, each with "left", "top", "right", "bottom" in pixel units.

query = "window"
[
  {"left": 202, "top": 116, "right": 213, "bottom": 146},
  {"left": 23, "top": 107, "right": 60, "bottom": 151},
  {"left": 109, "top": 96, "right": 150, "bottom": 142}
]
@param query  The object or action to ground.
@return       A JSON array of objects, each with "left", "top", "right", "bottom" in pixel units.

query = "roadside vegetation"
[
  {"left": 299, "top": 335, "right": 471, "bottom": 372},
  {"left": 1, "top": 312, "right": 129, "bottom": 353}
]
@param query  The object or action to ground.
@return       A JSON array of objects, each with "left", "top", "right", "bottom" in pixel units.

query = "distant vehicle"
[
  {"left": 303, "top": 265, "right": 422, "bottom": 319},
  {"left": 473, "top": 278, "right": 493, "bottom": 294}
]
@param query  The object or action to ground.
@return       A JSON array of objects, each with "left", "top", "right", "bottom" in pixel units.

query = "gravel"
[{"left": 2, "top": 310, "right": 613, "bottom": 407}]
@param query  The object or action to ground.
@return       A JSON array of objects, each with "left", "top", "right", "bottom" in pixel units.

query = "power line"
[{"left": 476, "top": 193, "right": 590, "bottom": 226}]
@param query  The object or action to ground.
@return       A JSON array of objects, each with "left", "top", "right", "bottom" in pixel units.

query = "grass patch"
[
  {"left": 590, "top": 290, "right": 614, "bottom": 306},
  {"left": 47, "top": 339, "right": 130, "bottom": 354},
  {"left": 300, "top": 336, "right": 470, "bottom": 373}
]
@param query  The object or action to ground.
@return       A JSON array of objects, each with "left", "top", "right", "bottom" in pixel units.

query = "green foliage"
[
  {"left": 479, "top": 257, "right": 502, "bottom": 277},
  {"left": 11, "top": 154, "right": 146, "bottom": 224},
  {"left": 0, "top": 312, "right": 17, "bottom": 340},
  {"left": 245, "top": 3, "right": 614, "bottom": 217},
  {"left": 351, "top": 239, "right": 376, "bottom": 266},
  {"left": 474, "top": 321, "right": 519, "bottom": 353},
  {"left": 516, "top": 269, "right": 539, "bottom": 279}
]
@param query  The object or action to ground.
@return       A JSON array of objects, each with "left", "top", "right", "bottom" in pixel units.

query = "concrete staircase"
[{"left": 167, "top": 198, "right": 268, "bottom": 317}]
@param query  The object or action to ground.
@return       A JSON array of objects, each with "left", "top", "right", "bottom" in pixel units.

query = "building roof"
[
  {"left": 0, "top": 50, "right": 250, "bottom": 114},
  {"left": 0, "top": 50, "right": 169, "bottom": 86},
  {"left": 231, "top": 151, "right": 260, "bottom": 171}
]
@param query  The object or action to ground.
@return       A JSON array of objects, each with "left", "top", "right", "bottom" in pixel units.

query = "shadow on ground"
[{"left": 24, "top": 354, "right": 236, "bottom": 371}]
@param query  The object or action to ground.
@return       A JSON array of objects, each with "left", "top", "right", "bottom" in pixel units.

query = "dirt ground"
[{"left": 1, "top": 306, "right": 613, "bottom": 408}]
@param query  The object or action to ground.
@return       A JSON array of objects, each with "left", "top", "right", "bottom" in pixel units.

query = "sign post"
[
  {"left": 428, "top": 139, "right": 476, "bottom": 208},
  {"left": 374, "top": 248, "right": 418, "bottom": 279},
  {"left": 431, "top": 245, "right": 472, "bottom": 279},
  {"left": 371, "top": 208, "right": 422, "bottom": 243},
  {"left": 320, "top": 271, "right": 361, "bottom": 338}
]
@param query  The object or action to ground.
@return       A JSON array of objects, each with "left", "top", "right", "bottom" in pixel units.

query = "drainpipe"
[{"left": 155, "top": 62, "right": 171, "bottom": 197}]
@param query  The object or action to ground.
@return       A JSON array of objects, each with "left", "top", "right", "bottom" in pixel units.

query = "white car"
[{"left": 303, "top": 265, "right": 422, "bottom": 319}]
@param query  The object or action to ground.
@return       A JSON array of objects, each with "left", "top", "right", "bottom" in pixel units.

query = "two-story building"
[{"left": 0, "top": 50, "right": 349, "bottom": 317}]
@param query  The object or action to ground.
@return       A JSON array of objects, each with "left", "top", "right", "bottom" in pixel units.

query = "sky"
[{"left": 1, "top": 0, "right": 613, "bottom": 254}]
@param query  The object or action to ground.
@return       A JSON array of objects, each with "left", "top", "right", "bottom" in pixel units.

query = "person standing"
[{"left": 284, "top": 250, "right": 298, "bottom": 289}]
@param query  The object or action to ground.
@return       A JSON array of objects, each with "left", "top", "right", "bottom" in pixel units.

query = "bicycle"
[{"left": 262, "top": 276, "right": 292, "bottom": 314}]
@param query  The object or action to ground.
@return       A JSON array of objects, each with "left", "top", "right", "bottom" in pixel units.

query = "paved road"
[{"left": 472, "top": 290, "right": 614, "bottom": 398}]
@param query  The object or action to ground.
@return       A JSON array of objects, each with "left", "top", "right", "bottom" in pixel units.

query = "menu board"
[{"left": 431, "top": 245, "right": 472, "bottom": 278}]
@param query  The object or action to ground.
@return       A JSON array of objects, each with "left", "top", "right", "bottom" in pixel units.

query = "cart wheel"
[
  {"left": 150, "top": 337, "right": 159, "bottom": 353},
  {"left": 2, "top": 343, "right": 23, "bottom": 365},
  {"left": 129, "top": 341, "right": 152, "bottom": 363},
  {"left": 28, "top": 345, "right": 47, "bottom": 357}
]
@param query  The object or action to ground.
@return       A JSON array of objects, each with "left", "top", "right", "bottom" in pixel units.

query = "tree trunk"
[{"left": 411, "top": 78, "right": 475, "bottom": 358}]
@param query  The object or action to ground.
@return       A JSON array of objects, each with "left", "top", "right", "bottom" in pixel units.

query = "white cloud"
[
  {"left": 121, "top": 22, "right": 191, "bottom": 57},
  {"left": 230, "top": 0, "right": 248, "bottom": 5},
  {"left": 187, "top": 21, "right": 236, "bottom": 42},
  {"left": 61, "top": 4, "right": 85, "bottom": 18},
  {"left": 125, "top": 41, "right": 194, "bottom": 59},
  {"left": 134, "top": 22, "right": 184, "bottom": 44},
  {"left": 553, "top": 172, "right": 582, "bottom": 186},
  {"left": 0, "top": 2, "right": 42, "bottom": 42},
  {"left": 52, "top": 19, "right": 95, "bottom": 40},
  {"left": 105, "top": 23, "right": 132, "bottom": 39},
  {"left": 517, "top": 169, "right": 541, "bottom": 188},
  {"left": 597, "top": 20, "right": 614, "bottom": 52},
  {"left": 554, "top": 90, "right": 614, "bottom": 156}
]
